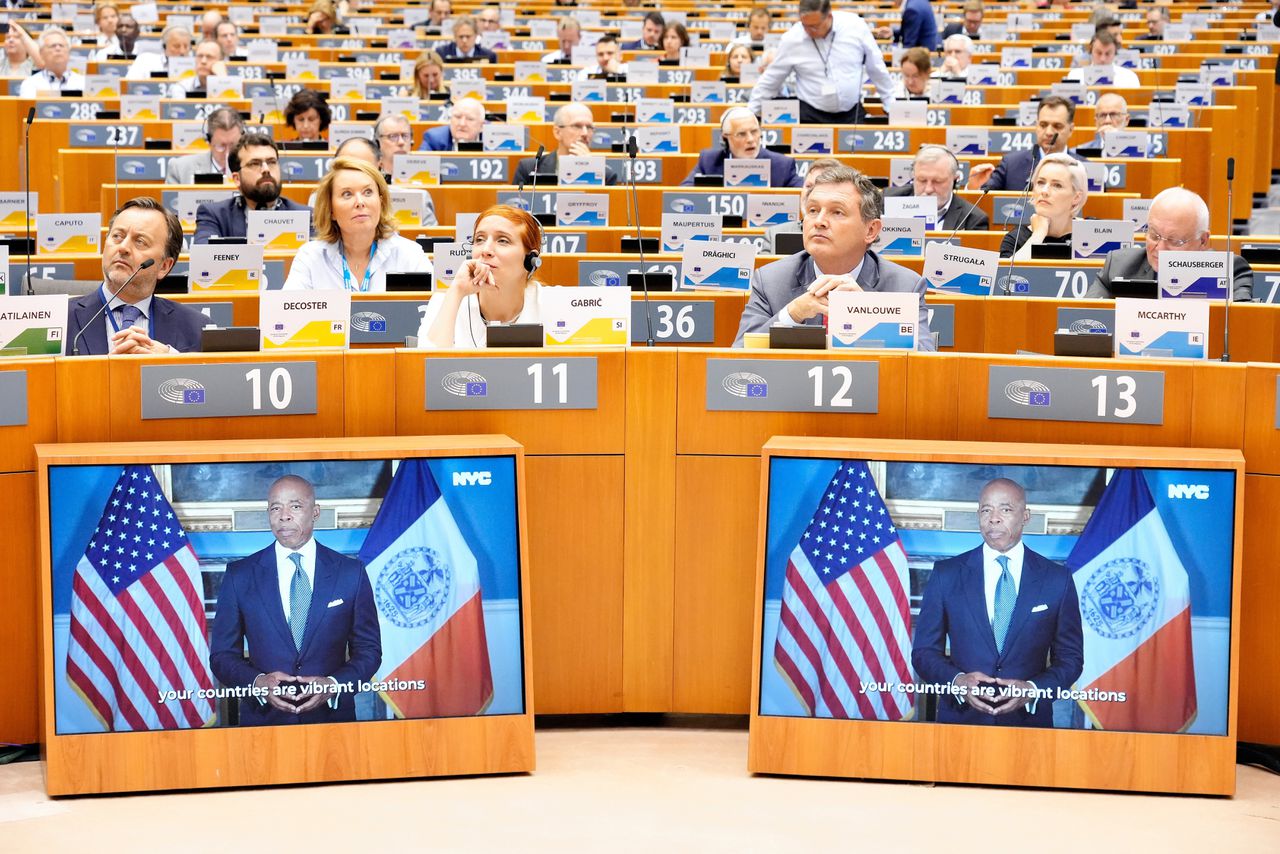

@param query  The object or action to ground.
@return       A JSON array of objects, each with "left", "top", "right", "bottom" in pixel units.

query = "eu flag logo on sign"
[
  {"left": 369, "top": 319, "right": 387, "bottom": 331},
  {"left": 182, "top": 388, "right": 206, "bottom": 404},
  {"left": 746, "top": 383, "right": 768, "bottom": 397},
  {"left": 1028, "top": 391, "right": 1050, "bottom": 406},
  {"left": 1013, "top": 281, "right": 1030, "bottom": 294},
  {"left": 465, "top": 381, "right": 488, "bottom": 397}
]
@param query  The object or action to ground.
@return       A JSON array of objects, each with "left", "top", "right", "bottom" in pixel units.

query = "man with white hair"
[
  {"left": 126, "top": 25, "right": 192, "bottom": 79},
  {"left": 1087, "top": 187, "right": 1252, "bottom": 301},
  {"left": 939, "top": 33, "right": 974, "bottom": 75},
  {"left": 682, "top": 107, "right": 803, "bottom": 187},
  {"left": 885, "top": 145, "right": 990, "bottom": 230},
  {"left": 18, "top": 27, "right": 83, "bottom": 97},
  {"left": 199, "top": 10, "right": 222, "bottom": 40},
  {"left": 420, "top": 98, "right": 485, "bottom": 150},
  {"left": 541, "top": 17, "right": 581, "bottom": 63}
]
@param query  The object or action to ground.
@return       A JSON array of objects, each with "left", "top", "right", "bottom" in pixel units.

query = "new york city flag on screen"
[
  {"left": 358, "top": 459, "right": 494, "bottom": 717},
  {"left": 773, "top": 461, "right": 915, "bottom": 720}
]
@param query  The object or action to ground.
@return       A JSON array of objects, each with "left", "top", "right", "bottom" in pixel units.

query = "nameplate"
[
  {"left": 1057, "top": 306, "right": 1115, "bottom": 335},
  {"left": 0, "top": 371, "right": 28, "bottom": 426},
  {"left": 35, "top": 101, "right": 104, "bottom": 120},
  {"left": 69, "top": 123, "right": 144, "bottom": 148},
  {"left": 988, "top": 131, "right": 1035, "bottom": 155},
  {"left": 926, "top": 303, "right": 955, "bottom": 348},
  {"left": 350, "top": 299, "right": 428, "bottom": 344},
  {"left": 1255, "top": 273, "right": 1280, "bottom": 305},
  {"left": 838, "top": 129, "right": 910, "bottom": 153},
  {"left": 184, "top": 301, "right": 234, "bottom": 328},
  {"left": 705, "top": 358, "right": 879, "bottom": 413},
  {"left": 987, "top": 364, "right": 1164, "bottom": 425},
  {"left": 424, "top": 357, "right": 598, "bottom": 411},
  {"left": 994, "top": 266, "right": 1097, "bottom": 299},
  {"left": 662, "top": 192, "right": 747, "bottom": 217},
  {"left": 630, "top": 300, "right": 714, "bottom": 344},
  {"left": 116, "top": 154, "right": 168, "bottom": 182},
  {"left": 439, "top": 156, "right": 509, "bottom": 184},
  {"left": 140, "top": 361, "right": 319, "bottom": 420}
]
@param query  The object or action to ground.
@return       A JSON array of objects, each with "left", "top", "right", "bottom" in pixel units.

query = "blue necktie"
[
  {"left": 116, "top": 304, "right": 142, "bottom": 330},
  {"left": 993, "top": 555, "right": 1015, "bottom": 654},
  {"left": 288, "top": 552, "right": 311, "bottom": 650}
]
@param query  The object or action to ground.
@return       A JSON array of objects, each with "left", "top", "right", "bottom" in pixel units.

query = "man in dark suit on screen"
[
  {"left": 912, "top": 478, "right": 1084, "bottom": 727},
  {"left": 210, "top": 475, "right": 381, "bottom": 726}
]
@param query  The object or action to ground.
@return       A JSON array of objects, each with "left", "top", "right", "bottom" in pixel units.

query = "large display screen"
[
  {"left": 48, "top": 455, "right": 524, "bottom": 734},
  {"left": 759, "top": 458, "right": 1235, "bottom": 734}
]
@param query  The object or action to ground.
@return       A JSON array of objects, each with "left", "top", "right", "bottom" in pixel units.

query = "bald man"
[
  {"left": 420, "top": 98, "right": 486, "bottom": 150},
  {"left": 512, "top": 102, "right": 619, "bottom": 185},
  {"left": 1087, "top": 186, "right": 1253, "bottom": 301},
  {"left": 682, "top": 107, "right": 803, "bottom": 187}
]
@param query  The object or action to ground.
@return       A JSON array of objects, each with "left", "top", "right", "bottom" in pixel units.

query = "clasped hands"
[
  {"left": 254, "top": 671, "right": 338, "bottom": 715},
  {"left": 955, "top": 671, "right": 1035, "bottom": 716},
  {"left": 785, "top": 274, "right": 863, "bottom": 324},
  {"left": 109, "top": 325, "right": 172, "bottom": 355}
]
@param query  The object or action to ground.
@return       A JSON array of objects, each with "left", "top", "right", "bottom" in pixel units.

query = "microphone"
[
  {"left": 1223, "top": 156, "right": 1235, "bottom": 362},
  {"left": 71, "top": 259, "right": 156, "bottom": 356},
  {"left": 523, "top": 144, "right": 544, "bottom": 213},
  {"left": 626, "top": 133, "right": 655, "bottom": 347},
  {"left": 24, "top": 107, "right": 35, "bottom": 295},
  {"left": 941, "top": 187, "right": 990, "bottom": 246},
  {"left": 998, "top": 132, "right": 1056, "bottom": 294}
]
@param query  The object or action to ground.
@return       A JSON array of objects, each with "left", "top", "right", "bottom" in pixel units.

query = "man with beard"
[{"left": 194, "top": 134, "right": 311, "bottom": 243}]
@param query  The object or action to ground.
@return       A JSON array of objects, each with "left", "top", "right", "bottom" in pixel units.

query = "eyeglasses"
[
  {"left": 556, "top": 122, "right": 595, "bottom": 132},
  {"left": 1146, "top": 228, "right": 1197, "bottom": 248},
  {"left": 241, "top": 158, "right": 278, "bottom": 171},
  {"left": 378, "top": 132, "right": 412, "bottom": 143},
  {"left": 1095, "top": 112, "right": 1128, "bottom": 122}
]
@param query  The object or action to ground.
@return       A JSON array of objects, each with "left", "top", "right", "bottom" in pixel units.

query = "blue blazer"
[
  {"left": 912, "top": 545, "right": 1084, "bottom": 727},
  {"left": 981, "top": 148, "right": 1088, "bottom": 192},
  {"left": 66, "top": 289, "right": 206, "bottom": 355},
  {"left": 193, "top": 196, "right": 311, "bottom": 244},
  {"left": 899, "top": 0, "right": 940, "bottom": 49},
  {"left": 436, "top": 42, "right": 498, "bottom": 63},
  {"left": 681, "top": 147, "right": 804, "bottom": 188},
  {"left": 209, "top": 542, "right": 382, "bottom": 726},
  {"left": 620, "top": 39, "right": 659, "bottom": 51},
  {"left": 419, "top": 125, "right": 455, "bottom": 151}
]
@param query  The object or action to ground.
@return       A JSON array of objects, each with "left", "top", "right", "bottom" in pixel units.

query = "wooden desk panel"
[
  {"left": 393, "top": 348, "right": 625, "bottom": 456},
  {"left": 1241, "top": 474, "right": 1280, "bottom": 744},
  {"left": 1243, "top": 363, "right": 1280, "bottom": 476},
  {"left": 674, "top": 350, "right": 909, "bottom": 457},
  {"left": 104, "top": 351, "right": 347, "bottom": 441},
  {"left": 0, "top": 359, "right": 56, "bottom": 474},
  {"left": 343, "top": 350, "right": 397, "bottom": 436},
  {"left": 55, "top": 356, "right": 111, "bottom": 443},
  {"left": 0, "top": 473, "right": 38, "bottom": 745}
]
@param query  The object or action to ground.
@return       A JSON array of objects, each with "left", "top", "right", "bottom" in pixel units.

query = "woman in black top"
[{"left": 999, "top": 152, "right": 1088, "bottom": 258}]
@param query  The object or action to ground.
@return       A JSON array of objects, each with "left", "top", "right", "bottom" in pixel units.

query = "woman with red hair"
[{"left": 416, "top": 205, "right": 547, "bottom": 348}]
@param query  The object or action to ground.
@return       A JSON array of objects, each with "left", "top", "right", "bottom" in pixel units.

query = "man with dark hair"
[
  {"left": 748, "top": 0, "right": 894, "bottom": 124},
  {"left": 166, "top": 105, "right": 244, "bottom": 183},
  {"left": 941, "top": 0, "right": 984, "bottom": 40},
  {"left": 967, "top": 96, "right": 1086, "bottom": 191},
  {"left": 66, "top": 198, "right": 207, "bottom": 355},
  {"left": 1064, "top": 28, "right": 1139, "bottom": 87},
  {"left": 194, "top": 134, "right": 311, "bottom": 243},
  {"left": 734, "top": 166, "right": 935, "bottom": 349},
  {"left": 622, "top": 11, "right": 665, "bottom": 50},
  {"left": 873, "top": 0, "right": 940, "bottom": 49}
]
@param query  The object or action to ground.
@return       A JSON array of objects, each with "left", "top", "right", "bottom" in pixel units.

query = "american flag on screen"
[
  {"left": 65, "top": 465, "right": 216, "bottom": 731},
  {"left": 773, "top": 461, "right": 915, "bottom": 720}
]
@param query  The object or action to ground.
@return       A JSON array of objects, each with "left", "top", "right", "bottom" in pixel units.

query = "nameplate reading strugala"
[
  {"left": 424, "top": 357, "right": 598, "bottom": 410},
  {"left": 987, "top": 364, "right": 1164, "bottom": 425},
  {"left": 0, "top": 370, "right": 28, "bottom": 426},
  {"left": 140, "top": 361, "right": 319, "bottom": 420},
  {"left": 705, "top": 358, "right": 879, "bottom": 413}
]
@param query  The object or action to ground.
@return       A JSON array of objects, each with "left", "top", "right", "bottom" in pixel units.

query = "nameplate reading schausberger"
[
  {"left": 424, "top": 357, "right": 598, "bottom": 410},
  {"left": 140, "top": 361, "right": 319, "bottom": 420},
  {"left": 987, "top": 364, "right": 1164, "bottom": 425},
  {"left": 705, "top": 357, "right": 879, "bottom": 413}
]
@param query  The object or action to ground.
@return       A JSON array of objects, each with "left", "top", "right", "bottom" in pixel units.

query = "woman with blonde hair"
[
  {"left": 999, "top": 152, "right": 1089, "bottom": 259},
  {"left": 416, "top": 204, "right": 548, "bottom": 348},
  {"left": 284, "top": 157, "right": 431, "bottom": 290},
  {"left": 411, "top": 50, "right": 447, "bottom": 98}
]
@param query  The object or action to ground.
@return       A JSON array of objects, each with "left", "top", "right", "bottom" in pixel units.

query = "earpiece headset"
[
  {"left": 524, "top": 214, "right": 542, "bottom": 275},
  {"left": 719, "top": 106, "right": 756, "bottom": 153},
  {"left": 204, "top": 106, "right": 244, "bottom": 143},
  {"left": 917, "top": 143, "right": 963, "bottom": 188}
]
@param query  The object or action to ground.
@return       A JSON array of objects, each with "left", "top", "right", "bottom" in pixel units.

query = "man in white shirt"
[
  {"left": 748, "top": 0, "right": 895, "bottom": 124},
  {"left": 171, "top": 39, "right": 227, "bottom": 97},
  {"left": 576, "top": 34, "right": 627, "bottom": 80},
  {"left": 541, "top": 17, "right": 580, "bottom": 63},
  {"left": 125, "top": 25, "right": 192, "bottom": 79},
  {"left": 1064, "top": 29, "right": 1140, "bottom": 87},
  {"left": 731, "top": 7, "right": 773, "bottom": 47},
  {"left": 18, "top": 27, "right": 84, "bottom": 98}
]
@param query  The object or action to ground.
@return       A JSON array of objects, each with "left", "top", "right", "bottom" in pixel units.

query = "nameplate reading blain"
[
  {"left": 987, "top": 365, "right": 1164, "bottom": 425},
  {"left": 424, "top": 357, "right": 598, "bottom": 410},
  {"left": 705, "top": 358, "right": 879, "bottom": 413},
  {"left": 140, "top": 362, "right": 319, "bottom": 420},
  {"left": 630, "top": 301, "right": 715, "bottom": 343},
  {"left": 0, "top": 371, "right": 28, "bottom": 426}
]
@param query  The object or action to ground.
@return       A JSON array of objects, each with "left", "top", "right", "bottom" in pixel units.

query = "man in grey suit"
[
  {"left": 166, "top": 106, "right": 244, "bottom": 184},
  {"left": 1087, "top": 187, "right": 1253, "bottom": 301},
  {"left": 734, "top": 166, "right": 937, "bottom": 349}
]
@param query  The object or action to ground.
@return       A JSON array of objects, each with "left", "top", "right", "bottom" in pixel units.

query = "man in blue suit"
[
  {"left": 210, "top": 475, "right": 382, "bottom": 726},
  {"left": 419, "top": 98, "right": 486, "bottom": 151},
  {"left": 436, "top": 15, "right": 497, "bottom": 62},
  {"left": 912, "top": 478, "right": 1084, "bottom": 727},
  {"left": 621, "top": 11, "right": 664, "bottom": 50},
  {"left": 682, "top": 108, "right": 803, "bottom": 188},
  {"left": 966, "top": 96, "right": 1087, "bottom": 192},
  {"left": 193, "top": 134, "right": 310, "bottom": 243},
  {"left": 874, "top": 0, "right": 940, "bottom": 49},
  {"left": 67, "top": 197, "right": 206, "bottom": 355}
]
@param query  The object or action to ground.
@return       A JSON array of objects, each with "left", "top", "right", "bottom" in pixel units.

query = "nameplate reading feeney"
[
  {"left": 0, "top": 370, "right": 28, "bottom": 427},
  {"left": 424, "top": 357, "right": 598, "bottom": 411},
  {"left": 705, "top": 358, "right": 879, "bottom": 413},
  {"left": 140, "top": 362, "right": 319, "bottom": 420},
  {"left": 987, "top": 365, "right": 1164, "bottom": 425}
]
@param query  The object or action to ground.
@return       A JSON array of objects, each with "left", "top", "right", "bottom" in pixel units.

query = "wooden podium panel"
[
  {"left": 749, "top": 438, "right": 1243, "bottom": 795},
  {"left": 0, "top": 472, "right": 38, "bottom": 746},
  {"left": 36, "top": 436, "right": 536, "bottom": 795},
  {"left": 1241, "top": 474, "right": 1280, "bottom": 745},
  {"left": 393, "top": 348, "right": 626, "bottom": 456},
  {"left": 674, "top": 350, "right": 910, "bottom": 457},
  {"left": 0, "top": 359, "right": 56, "bottom": 474},
  {"left": 1243, "top": 363, "right": 1280, "bottom": 475}
]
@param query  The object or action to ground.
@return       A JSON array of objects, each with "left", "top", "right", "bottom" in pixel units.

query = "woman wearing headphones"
[
  {"left": 999, "top": 152, "right": 1088, "bottom": 259},
  {"left": 416, "top": 205, "right": 545, "bottom": 348},
  {"left": 283, "top": 157, "right": 431, "bottom": 290}
]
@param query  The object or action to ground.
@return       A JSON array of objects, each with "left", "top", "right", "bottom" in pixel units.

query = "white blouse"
[
  {"left": 416, "top": 281, "right": 543, "bottom": 348},
  {"left": 282, "top": 234, "right": 433, "bottom": 292}
]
